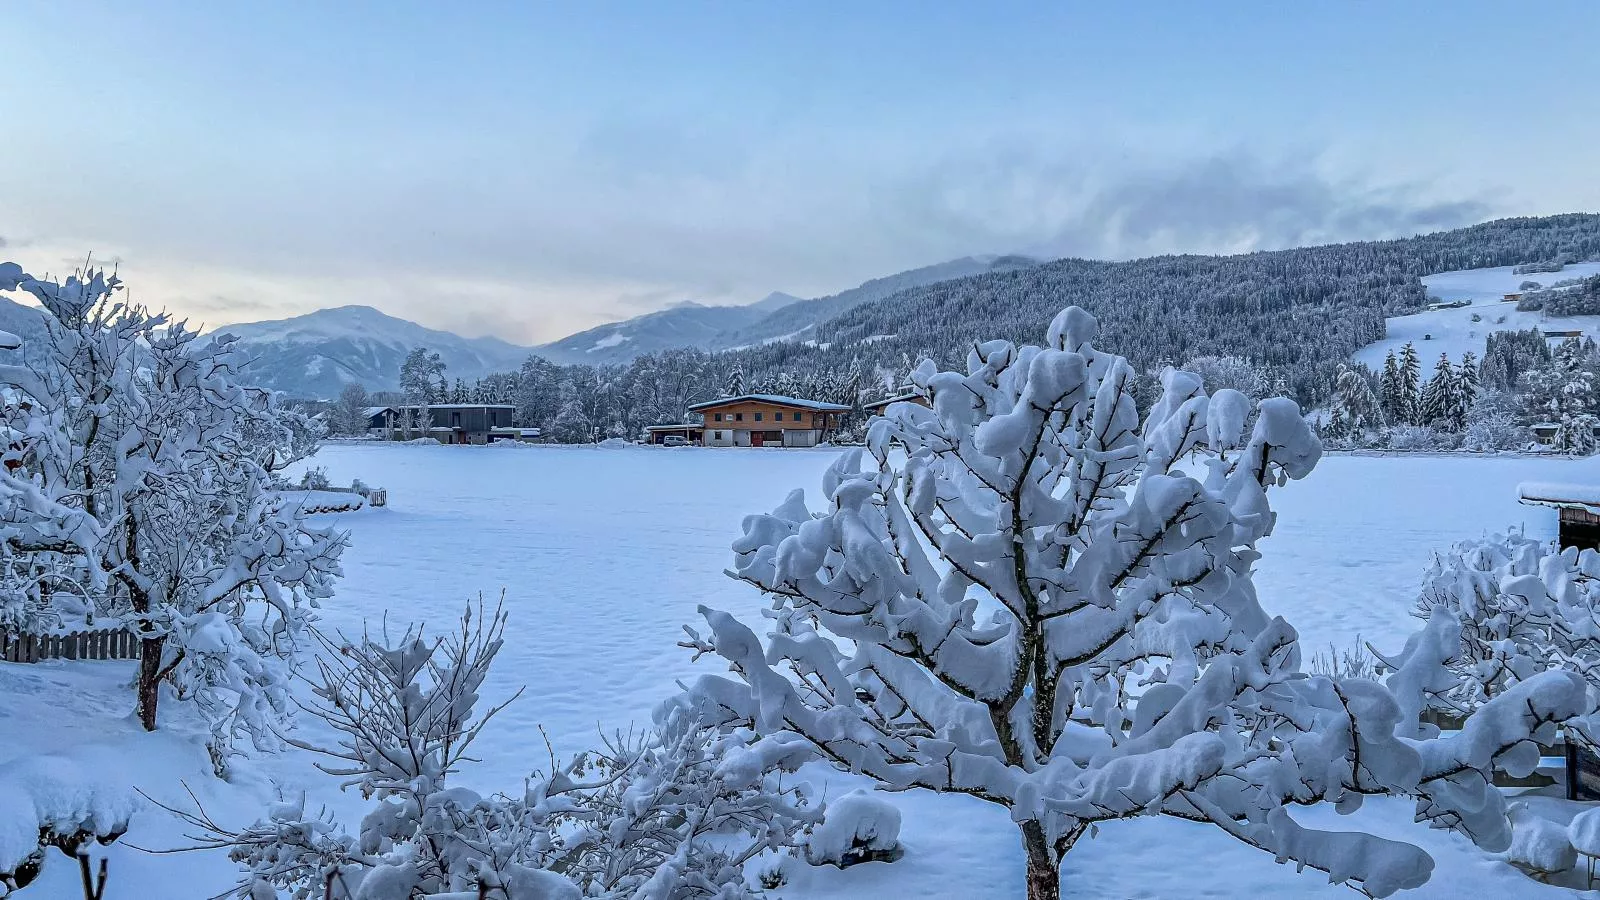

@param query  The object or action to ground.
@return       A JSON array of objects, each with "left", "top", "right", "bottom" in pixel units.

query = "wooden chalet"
[
  {"left": 1518, "top": 482, "right": 1600, "bottom": 551},
  {"left": 686, "top": 394, "right": 850, "bottom": 447}
]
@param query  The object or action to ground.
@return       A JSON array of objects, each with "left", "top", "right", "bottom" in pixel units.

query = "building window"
[
  {"left": 735, "top": 412, "right": 743, "bottom": 421},
  {"left": 755, "top": 412, "right": 763, "bottom": 422},
  {"left": 715, "top": 413, "right": 723, "bottom": 421},
  {"left": 451, "top": 411, "right": 462, "bottom": 428},
  {"left": 714, "top": 431, "right": 723, "bottom": 440}
]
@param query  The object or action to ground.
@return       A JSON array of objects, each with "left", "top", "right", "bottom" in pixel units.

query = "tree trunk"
[
  {"left": 136, "top": 632, "right": 165, "bottom": 731},
  {"left": 1021, "top": 820, "right": 1060, "bottom": 900}
]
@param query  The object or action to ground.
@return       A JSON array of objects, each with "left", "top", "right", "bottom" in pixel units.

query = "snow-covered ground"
[
  {"left": 9, "top": 443, "right": 1600, "bottom": 898},
  {"left": 1353, "top": 262, "right": 1600, "bottom": 370}
]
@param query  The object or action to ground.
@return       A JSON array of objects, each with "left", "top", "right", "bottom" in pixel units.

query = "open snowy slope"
[
  {"left": 1353, "top": 262, "right": 1600, "bottom": 370},
  {"left": 11, "top": 444, "right": 1600, "bottom": 898}
]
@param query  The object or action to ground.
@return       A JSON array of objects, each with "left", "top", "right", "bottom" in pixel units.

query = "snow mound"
[
  {"left": 805, "top": 790, "right": 902, "bottom": 868},
  {"left": 1568, "top": 808, "right": 1600, "bottom": 859},
  {"left": 598, "top": 437, "right": 632, "bottom": 449},
  {"left": 1507, "top": 802, "right": 1576, "bottom": 876}
]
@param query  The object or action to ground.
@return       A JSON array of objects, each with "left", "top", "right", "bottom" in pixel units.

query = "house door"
[{"left": 751, "top": 431, "right": 765, "bottom": 447}]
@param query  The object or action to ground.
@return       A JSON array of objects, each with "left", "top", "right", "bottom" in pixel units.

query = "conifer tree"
[
  {"left": 1398, "top": 342, "right": 1422, "bottom": 423},
  {"left": 725, "top": 361, "right": 745, "bottom": 397}
]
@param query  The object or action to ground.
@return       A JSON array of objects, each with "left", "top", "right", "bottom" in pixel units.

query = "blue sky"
[{"left": 2, "top": 2, "right": 1597, "bottom": 343}]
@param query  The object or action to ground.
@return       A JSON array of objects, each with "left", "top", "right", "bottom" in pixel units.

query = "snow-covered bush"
[
  {"left": 0, "top": 753, "right": 137, "bottom": 895},
  {"left": 0, "top": 261, "right": 346, "bottom": 756},
  {"left": 1461, "top": 413, "right": 1527, "bottom": 452},
  {"left": 1394, "top": 532, "right": 1600, "bottom": 722},
  {"left": 173, "top": 605, "right": 816, "bottom": 899},
  {"left": 802, "top": 791, "right": 901, "bottom": 868},
  {"left": 684, "top": 306, "right": 1591, "bottom": 900},
  {"left": 1383, "top": 424, "right": 1456, "bottom": 451}
]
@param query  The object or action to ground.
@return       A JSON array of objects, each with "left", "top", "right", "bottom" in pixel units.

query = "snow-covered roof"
[
  {"left": 645, "top": 423, "right": 703, "bottom": 431},
  {"left": 865, "top": 391, "right": 924, "bottom": 409},
  {"left": 393, "top": 403, "right": 517, "bottom": 410},
  {"left": 687, "top": 393, "right": 851, "bottom": 412},
  {"left": 362, "top": 406, "right": 395, "bottom": 417},
  {"left": 1518, "top": 481, "right": 1600, "bottom": 514}
]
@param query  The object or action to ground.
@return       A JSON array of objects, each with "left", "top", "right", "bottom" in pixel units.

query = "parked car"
[{"left": 662, "top": 435, "right": 689, "bottom": 447}]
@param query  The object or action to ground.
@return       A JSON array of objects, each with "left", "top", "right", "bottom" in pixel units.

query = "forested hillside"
[{"left": 733, "top": 214, "right": 1600, "bottom": 406}]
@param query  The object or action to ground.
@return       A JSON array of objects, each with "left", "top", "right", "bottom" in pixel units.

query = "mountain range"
[{"left": 206, "top": 254, "right": 1039, "bottom": 397}]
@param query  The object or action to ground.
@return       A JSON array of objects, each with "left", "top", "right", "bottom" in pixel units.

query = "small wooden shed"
[{"left": 1518, "top": 482, "right": 1600, "bottom": 550}]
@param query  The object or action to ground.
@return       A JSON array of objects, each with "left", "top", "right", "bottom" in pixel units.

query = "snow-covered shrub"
[
  {"left": 1461, "top": 414, "right": 1527, "bottom": 452},
  {"left": 1383, "top": 423, "right": 1456, "bottom": 451},
  {"left": 0, "top": 753, "right": 137, "bottom": 894},
  {"left": 685, "top": 305, "right": 1587, "bottom": 900},
  {"left": 1306, "top": 638, "right": 1383, "bottom": 681},
  {"left": 1393, "top": 532, "right": 1600, "bottom": 722},
  {"left": 803, "top": 791, "right": 901, "bottom": 868},
  {"left": 173, "top": 605, "right": 815, "bottom": 899},
  {"left": 0, "top": 262, "right": 347, "bottom": 755},
  {"left": 297, "top": 467, "right": 332, "bottom": 491}
]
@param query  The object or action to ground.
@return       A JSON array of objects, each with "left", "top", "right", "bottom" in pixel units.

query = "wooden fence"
[{"left": 0, "top": 627, "right": 141, "bottom": 663}]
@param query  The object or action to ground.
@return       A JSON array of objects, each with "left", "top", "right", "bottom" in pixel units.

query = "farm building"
[
  {"left": 1543, "top": 328, "right": 1585, "bottom": 339},
  {"left": 864, "top": 390, "right": 930, "bottom": 416},
  {"left": 1518, "top": 482, "right": 1600, "bottom": 551},
  {"left": 366, "top": 404, "right": 525, "bottom": 444},
  {"left": 1504, "top": 292, "right": 1524, "bottom": 302},
  {"left": 686, "top": 394, "right": 851, "bottom": 447}
]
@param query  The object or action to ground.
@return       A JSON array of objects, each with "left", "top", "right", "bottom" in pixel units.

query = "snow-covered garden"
[
  {"left": 10, "top": 263, "right": 1600, "bottom": 898},
  {"left": 12, "top": 443, "right": 1600, "bottom": 898}
]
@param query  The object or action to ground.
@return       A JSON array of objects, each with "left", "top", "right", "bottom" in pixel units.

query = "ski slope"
[
  {"left": 1353, "top": 262, "right": 1600, "bottom": 369},
  {"left": 8, "top": 443, "right": 1600, "bottom": 898}
]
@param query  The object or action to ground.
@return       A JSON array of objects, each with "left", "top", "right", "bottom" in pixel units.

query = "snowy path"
[{"left": 11, "top": 443, "right": 1600, "bottom": 898}]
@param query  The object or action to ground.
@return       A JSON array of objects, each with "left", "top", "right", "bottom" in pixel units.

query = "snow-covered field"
[
  {"left": 1353, "top": 263, "right": 1600, "bottom": 370},
  {"left": 10, "top": 442, "right": 1600, "bottom": 898}
]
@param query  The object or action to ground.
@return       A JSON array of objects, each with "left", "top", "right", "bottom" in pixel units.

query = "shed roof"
[
  {"left": 390, "top": 403, "right": 517, "bottom": 410},
  {"left": 645, "top": 423, "right": 704, "bottom": 432},
  {"left": 865, "top": 391, "right": 924, "bottom": 410},
  {"left": 362, "top": 406, "right": 395, "bottom": 417},
  {"left": 1518, "top": 481, "right": 1600, "bottom": 514},
  {"left": 687, "top": 393, "right": 850, "bottom": 413}
]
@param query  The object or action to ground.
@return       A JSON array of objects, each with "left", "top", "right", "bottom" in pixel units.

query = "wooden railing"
[{"left": 0, "top": 627, "right": 141, "bottom": 663}]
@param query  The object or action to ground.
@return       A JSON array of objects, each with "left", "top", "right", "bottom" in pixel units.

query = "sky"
[{"left": 2, "top": 2, "right": 1598, "bottom": 346}]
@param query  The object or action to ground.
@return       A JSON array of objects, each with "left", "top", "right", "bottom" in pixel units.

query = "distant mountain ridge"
[
  {"left": 213, "top": 305, "right": 535, "bottom": 399},
  {"left": 531, "top": 255, "right": 1038, "bottom": 365},
  {"left": 201, "top": 255, "right": 1034, "bottom": 396}
]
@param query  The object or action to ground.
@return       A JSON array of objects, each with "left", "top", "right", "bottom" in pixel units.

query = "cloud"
[{"left": 872, "top": 146, "right": 1496, "bottom": 264}]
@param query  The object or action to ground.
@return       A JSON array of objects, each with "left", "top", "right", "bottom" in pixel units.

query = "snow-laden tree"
[
  {"left": 1419, "top": 352, "right": 1461, "bottom": 430},
  {"left": 1180, "top": 354, "right": 1267, "bottom": 399},
  {"left": 1398, "top": 342, "right": 1423, "bottom": 424},
  {"left": 328, "top": 382, "right": 372, "bottom": 436},
  {"left": 726, "top": 361, "right": 746, "bottom": 398},
  {"left": 1458, "top": 351, "right": 1480, "bottom": 410},
  {"left": 0, "top": 262, "right": 346, "bottom": 754},
  {"left": 1326, "top": 363, "right": 1384, "bottom": 439},
  {"left": 1380, "top": 349, "right": 1408, "bottom": 424},
  {"left": 172, "top": 605, "right": 816, "bottom": 900},
  {"left": 683, "top": 306, "right": 1589, "bottom": 900},
  {"left": 399, "top": 347, "right": 445, "bottom": 438}
]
